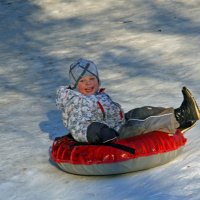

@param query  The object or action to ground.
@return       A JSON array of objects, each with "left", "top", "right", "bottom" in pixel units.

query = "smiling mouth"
[{"left": 85, "top": 87, "right": 94, "bottom": 92}]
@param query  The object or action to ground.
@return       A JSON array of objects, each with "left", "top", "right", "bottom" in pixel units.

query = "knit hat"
[{"left": 69, "top": 58, "right": 100, "bottom": 89}]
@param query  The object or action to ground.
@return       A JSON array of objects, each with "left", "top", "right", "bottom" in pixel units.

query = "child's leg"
[
  {"left": 119, "top": 107, "right": 179, "bottom": 138},
  {"left": 125, "top": 106, "right": 174, "bottom": 120},
  {"left": 119, "top": 87, "right": 200, "bottom": 138}
]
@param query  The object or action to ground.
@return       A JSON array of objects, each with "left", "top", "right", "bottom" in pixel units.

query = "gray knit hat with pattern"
[{"left": 69, "top": 58, "right": 100, "bottom": 89}]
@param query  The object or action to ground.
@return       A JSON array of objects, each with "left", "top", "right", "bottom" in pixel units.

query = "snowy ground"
[{"left": 0, "top": 0, "right": 200, "bottom": 199}]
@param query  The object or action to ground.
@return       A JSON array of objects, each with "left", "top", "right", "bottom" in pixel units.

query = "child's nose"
[{"left": 86, "top": 80, "right": 92, "bottom": 85}]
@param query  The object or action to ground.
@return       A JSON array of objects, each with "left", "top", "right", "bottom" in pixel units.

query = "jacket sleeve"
[
  {"left": 56, "top": 87, "right": 96, "bottom": 142},
  {"left": 67, "top": 102, "right": 93, "bottom": 142}
]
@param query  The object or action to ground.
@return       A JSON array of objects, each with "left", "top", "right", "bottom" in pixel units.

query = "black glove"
[{"left": 87, "top": 122, "right": 119, "bottom": 143}]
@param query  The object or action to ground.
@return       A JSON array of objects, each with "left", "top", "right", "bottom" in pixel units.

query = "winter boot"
[{"left": 175, "top": 87, "right": 200, "bottom": 132}]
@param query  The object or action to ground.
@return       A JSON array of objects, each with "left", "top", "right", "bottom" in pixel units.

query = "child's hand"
[{"left": 87, "top": 122, "right": 119, "bottom": 143}]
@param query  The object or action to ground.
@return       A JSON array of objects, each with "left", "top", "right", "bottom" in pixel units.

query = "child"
[{"left": 56, "top": 58, "right": 200, "bottom": 143}]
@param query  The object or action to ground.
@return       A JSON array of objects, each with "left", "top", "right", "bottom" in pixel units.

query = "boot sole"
[
  {"left": 180, "top": 121, "right": 197, "bottom": 134},
  {"left": 182, "top": 86, "right": 200, "bottom": 120}
]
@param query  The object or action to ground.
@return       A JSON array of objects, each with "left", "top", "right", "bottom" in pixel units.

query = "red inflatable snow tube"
[{"left": 51, "top": 130, "right": 187, "bottom": 175}]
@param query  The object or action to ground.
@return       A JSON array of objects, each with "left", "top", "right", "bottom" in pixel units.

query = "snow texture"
[{"left": 0, "top": 0, "right": 200, "bottom": 199}]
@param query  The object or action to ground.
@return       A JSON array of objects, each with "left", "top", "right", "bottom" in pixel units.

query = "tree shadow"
[{"left": 1, "top": 1, "right": 200, "bottom": 139}]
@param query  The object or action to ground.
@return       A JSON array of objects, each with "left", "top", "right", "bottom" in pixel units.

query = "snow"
[{"left": 0, "top": 0, "right": 200, "bottom": 199}]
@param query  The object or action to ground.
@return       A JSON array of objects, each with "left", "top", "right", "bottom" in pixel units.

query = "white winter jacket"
[{"left": 56, "top": 86, "right": 124, "bottom": 142}]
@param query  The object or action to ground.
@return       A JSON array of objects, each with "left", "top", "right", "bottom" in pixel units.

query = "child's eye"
[{"left": 89, "top": 77, "right": 95, "bottom": 81}]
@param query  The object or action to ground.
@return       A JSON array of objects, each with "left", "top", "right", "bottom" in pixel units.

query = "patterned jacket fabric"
[{"left": 56, "top": 86, "right": 124, "bottom": 142}]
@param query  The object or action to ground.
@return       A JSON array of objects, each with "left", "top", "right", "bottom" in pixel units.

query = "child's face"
[{"left": 77, "top": 75, "right": 99, "bottom": 95}]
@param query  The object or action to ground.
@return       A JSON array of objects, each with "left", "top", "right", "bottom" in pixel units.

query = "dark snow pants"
[{"left": 118, "top": 106, "right": 180, "bottom": 138}]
